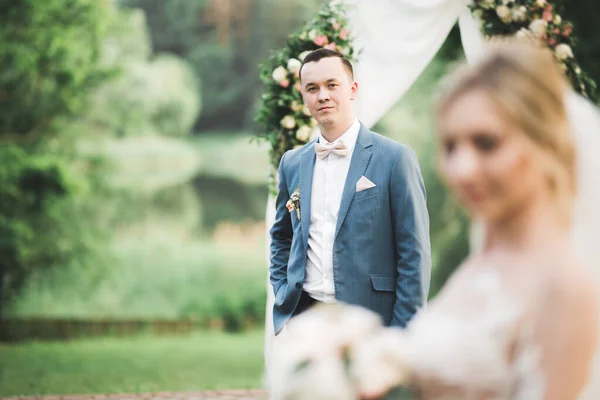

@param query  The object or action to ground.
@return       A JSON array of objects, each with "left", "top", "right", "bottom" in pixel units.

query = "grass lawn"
[{"left": 0, "top": 330, "right": 265, "bottom": 397}]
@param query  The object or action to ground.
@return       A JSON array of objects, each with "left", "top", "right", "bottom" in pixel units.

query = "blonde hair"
[{"left": 438, "top": 40, "right": 576, "bottom": 223}]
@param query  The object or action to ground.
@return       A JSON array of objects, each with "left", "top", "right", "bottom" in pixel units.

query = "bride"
[{"left": 270, "top": 41, "right": 598, "bottom": 400}]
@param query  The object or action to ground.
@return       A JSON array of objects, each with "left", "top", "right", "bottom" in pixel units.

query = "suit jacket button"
[{"left": 295, "top": 282, "right": 302, "bottom": 289}]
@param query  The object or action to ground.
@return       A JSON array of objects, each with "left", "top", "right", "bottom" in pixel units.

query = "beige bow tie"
[{"left": 314, "top": 140, "right": 348, "bottom": 159}]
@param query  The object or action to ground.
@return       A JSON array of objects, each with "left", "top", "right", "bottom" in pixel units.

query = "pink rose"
[
  {"left": 324, "top": 42, "right": 337, "bottom": 50},
  {"left": 280, "top": 79, "right": 290, "bottom": 88},
  {"left": 332, "top": 22, "right": 341, "bottom": 30},
  {"left": 542, "top": 10, "right": 553, "bottom": 22},
  {"left": 339, "top": 29, "right": 350, "bottom": 41},
  {"left": 313, "top": 35, "right": 329, "bottom": 46},
  {"left": 553, "top": 28, "right": 560, "bottom": 35},
  {"left": 548, "top": 37, "right": 557, "bottom": 46}
]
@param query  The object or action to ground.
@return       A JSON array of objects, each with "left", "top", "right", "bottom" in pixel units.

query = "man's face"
[{"left": 300, "top": 57, "right": 358, "bottom": 132}]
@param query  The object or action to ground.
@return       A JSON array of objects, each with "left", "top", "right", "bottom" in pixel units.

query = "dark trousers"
[{"left": 292, "top": 291, "right": 322, "bottom": 317}]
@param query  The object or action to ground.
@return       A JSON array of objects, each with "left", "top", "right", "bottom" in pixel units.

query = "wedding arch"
[{"left": 256, "top": 1, "right": 600, "bottom": 397}]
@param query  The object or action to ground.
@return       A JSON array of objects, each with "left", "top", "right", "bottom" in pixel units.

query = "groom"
[{"left": 269, "top": 48, "right": 431, "bottom": 335}]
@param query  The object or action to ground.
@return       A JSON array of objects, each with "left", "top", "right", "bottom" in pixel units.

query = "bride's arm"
[{"left": 540, "top": 275, "right": 598, "bottom": 400}]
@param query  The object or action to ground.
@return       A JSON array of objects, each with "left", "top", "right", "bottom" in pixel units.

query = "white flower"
[
  {"left": 299, "top": 31, "right": 307, "bottom": 40},
  {"left": 481, "top": 0, "right": 495, "bottom": 10},
  {"left": 272, "top": 66, "right": 288, "bottom": 82},
  {"left": 308, "top": 29, "right": 318, "bottom": 40},
  {"left": 553, "top": 15, "right": 562, "bottom": 25},
  {"left": 529, "top": 19, "right": 548, "bottom": 37},
  {"left": 555, "top": 44, "right": 574, "bottom": 60},
  {"left": 280, "top": 115, "right": 296, "bottom": 129},
  {"left": 496, "top": 5, "right": 512, "bottom": 23},
  {"left": 296, "top": 125, "right": 312, "bottom": 142},
  {"left": 291, "top": 101, "right": 303, "bottom": 112},
  {"left": 512, "top": 6, "right": 528, "bottom": 22},
  {"left": 287, "top": 58, "right": 302, "bottom": 74},
  {"left": 501, "top": 0, "right": 514, "bottom": 4},
  {"left": 575, "top": 66, "right": 582, "bottom": 75},
  {"left": 302, "top": 105, "right": 312, "bottom": 117},
  {"left": 535, "top": 0, "right": 547, "bottom": 7},
  {"left": 299, "top": 51, "right": 311, "bottom": 61},
  {"left": 310, "top": 118, "right": 318, "bottom": 127}
]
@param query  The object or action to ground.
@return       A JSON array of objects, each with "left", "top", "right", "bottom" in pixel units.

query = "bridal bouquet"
[{"left": 269, "top": 304, "right": 413, "bottom": 400}]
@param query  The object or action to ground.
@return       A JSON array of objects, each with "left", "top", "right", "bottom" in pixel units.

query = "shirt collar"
[{"left": 318, "top": 118, "right": 360, "bottom": 152}]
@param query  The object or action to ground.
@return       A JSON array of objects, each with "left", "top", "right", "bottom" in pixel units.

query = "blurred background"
[{"left": 0, "top": 0, "right": 598, "bottom": 396}]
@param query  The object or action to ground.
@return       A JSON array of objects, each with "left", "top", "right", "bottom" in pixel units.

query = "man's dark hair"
[{"left": 298, "top": 48, "right": 354, "bottom": 82}]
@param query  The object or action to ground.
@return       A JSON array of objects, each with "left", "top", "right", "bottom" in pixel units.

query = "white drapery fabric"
[{"left": 263, "top": 1, "right": 600, "bottom": 397}]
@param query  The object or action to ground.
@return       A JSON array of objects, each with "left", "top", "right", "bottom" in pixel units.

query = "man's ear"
[{"left": 350, "top": 81, "right": 359, "bottom": 100}]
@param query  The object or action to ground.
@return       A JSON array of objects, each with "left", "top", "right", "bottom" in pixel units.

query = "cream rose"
[
  {"left": 496, "top": 6, "right": 512, "bottom": 23},
  {"left": 280, "top": 115, "right": 296, "bottom": 130},
  {"left": 553, "top": 15, "right": 562, "bottom": 25},
  {"left": 299, "top": 51, "right": 311, "bottom": 61},
  {"left": 295, "top": 125, "right": 312, "bottom": 142},
  {"left": 555, "top": 44, "right": 574, "bottom": 60},
  {"left": 272, "top": 66, "right": 288, "bottom": 82},
  {"left": 529, "top": 19, "right": 548, "bottom": 37},
  {"left": 302, "top": 106, "right": 312, "bottom": 117},
  {"left": 535, "top": 0, "right": 547, "bottom": 7},
  {"left": 287, "top": 58, "right": 302, "bottom": 75},
  {"left": 512, "top": 6, "right": 527, "bottom": 22}
]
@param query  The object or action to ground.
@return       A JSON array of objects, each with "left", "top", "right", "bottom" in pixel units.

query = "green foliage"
[
  {"left": 121, "top": 0, "right": 327, "bottom": 130},
  {"left": 0, "top": 0, "right": 114, "bottom": 137},
  {"left": 10, "top": 237, "right": 267, "bottom": 329},
  {"left": 554, "top": 0, "right": 600, "bottom": 95},
  {"left": 0, "top": 145, "right": 108, "bottom": 314},
  {"left": 0, "top": 330, "right": 265, "bottom": 396},
  {"left": 469, "top": 0, "right": 597, "bottom": 102},
  {"left": 85, "top": 8, "right": 201, "bottom": 138}
]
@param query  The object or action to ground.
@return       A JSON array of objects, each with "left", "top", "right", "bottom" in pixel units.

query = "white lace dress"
[{"left": 404, "top": 268, "right": 546, "bottom": 400}]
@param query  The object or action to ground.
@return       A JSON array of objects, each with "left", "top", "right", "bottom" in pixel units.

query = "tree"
[
  {"left": 0, "top": 0, "right": 114, "bottom": 315},
  {"left": 0, "top": 0, "right": 113, "bottom": 140}
]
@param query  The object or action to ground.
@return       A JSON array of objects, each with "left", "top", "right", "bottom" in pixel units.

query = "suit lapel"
[
  {"left": 335, "top": 125, "right": 373, "bottom": 239},
  {"left": 300, "top": 143, "right": 316, "bottom": 248}
]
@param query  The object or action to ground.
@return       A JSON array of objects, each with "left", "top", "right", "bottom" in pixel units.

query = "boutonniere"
[{"left": 286, "top": 189, "right": 301, "bottom": 219}]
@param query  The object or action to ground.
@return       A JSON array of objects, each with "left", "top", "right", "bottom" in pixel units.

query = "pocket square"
[{"left": 356, "top": 176, "right": 376, "bottom": 192}]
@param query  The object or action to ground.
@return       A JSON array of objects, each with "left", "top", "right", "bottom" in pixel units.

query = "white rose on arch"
[
  {"left": 555, "top": 44, "right": 574, "bottom": 60},
  {"left": 496, "top": 6, "right": 512, "bottom": 24},
  {"left": 272, "top": 66, "right": 288, "bottom": 82},
  {"left": 296, "top": 125, "right": 312, "bottom": 142},
  {"left": 287, "top": 58, "right": 302, "bottom": 75},
  {"left": 281, "top": 115, "right": 296, "bottom": 130},
  {"left": 299, "top": 51, "right": 311, "bottom": 62},
  {"left": 511, "top": 6, "right": 527, "bottom": 22},
  {"left": 529, "top": 19, "right": 548, "bottom": 37}
]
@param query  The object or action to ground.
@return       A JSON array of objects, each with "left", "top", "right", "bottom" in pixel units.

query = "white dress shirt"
[{"left": 304, "top": 118, "right": 361, "bottom": 302}]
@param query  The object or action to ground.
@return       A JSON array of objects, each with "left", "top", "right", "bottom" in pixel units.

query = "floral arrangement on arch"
[
  {"left": 255, "top": 1, "right": 359, "bottom": 195},
  {"left": 469, "top": 0, "right": 598, "bottom": 102}
]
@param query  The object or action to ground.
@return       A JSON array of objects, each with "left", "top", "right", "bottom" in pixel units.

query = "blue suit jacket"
[{"left": 269, "top": 123, "right": 431, "bottom": 335}]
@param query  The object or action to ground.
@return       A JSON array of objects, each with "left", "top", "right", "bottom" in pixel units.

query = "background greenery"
[{"left": 1, "top": 0, "right": 598, "bottom": 396}]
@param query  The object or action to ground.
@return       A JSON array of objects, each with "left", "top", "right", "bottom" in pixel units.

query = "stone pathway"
[{"left": 0, "top": 390, "right": 268, "bottom": 400}]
